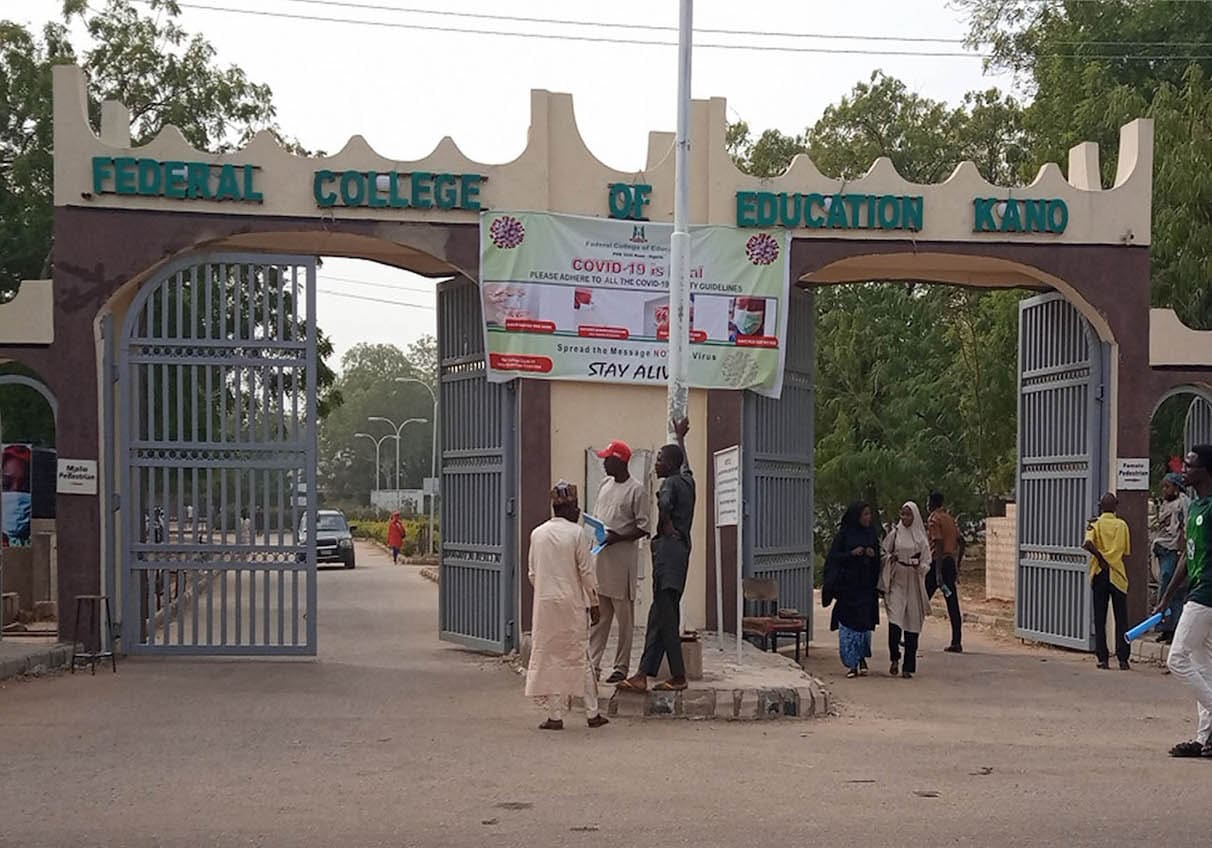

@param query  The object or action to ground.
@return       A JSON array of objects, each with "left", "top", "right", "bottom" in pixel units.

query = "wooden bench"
[{"left": 741, "top": 577, "right": 808, "bottom": 662}]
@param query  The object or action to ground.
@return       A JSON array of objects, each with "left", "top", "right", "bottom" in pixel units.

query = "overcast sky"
[{"left": 11, "top": 0, "right": 1016, "bottom": 368}]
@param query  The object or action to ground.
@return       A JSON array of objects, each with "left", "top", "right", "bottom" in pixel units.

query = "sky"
[{"left": 9, "top": 0, "right": 1017, "bottom": 369}]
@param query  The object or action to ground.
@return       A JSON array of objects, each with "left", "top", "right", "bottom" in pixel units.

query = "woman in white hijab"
[{"left": 881, "top": 501, "right": 932, "bottom": 678}]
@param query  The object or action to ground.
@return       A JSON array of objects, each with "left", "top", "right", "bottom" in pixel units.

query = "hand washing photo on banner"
[{"left": 479, "top": 211, "right": 791, "bottom": 398}]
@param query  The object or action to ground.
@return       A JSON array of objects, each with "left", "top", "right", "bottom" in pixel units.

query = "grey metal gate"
[
  {"left": 1184, "top": 395, "right": 1212, "bottom": 454},
  {"left": 437, "top": 277, "right": 517, "bottom": 653},
  {"left": 118, "top": 254, "right": 318, "bottom": 655},
  {"left": 1015, "top": 292, "right": 1108, "bottom": 650},
  {"left": 743, "top": 287, "right": 815, "bottom": 628}
]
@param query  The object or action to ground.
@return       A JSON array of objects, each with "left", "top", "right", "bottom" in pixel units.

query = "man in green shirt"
[{"left": 1156, "top": 444, "right": 1212, "bottom": 758}]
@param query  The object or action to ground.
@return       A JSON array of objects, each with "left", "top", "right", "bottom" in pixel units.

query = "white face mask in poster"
[
  {"left": 2, "top": 491, "right": 31, "bottom": 544},
  {"left": 732, "top": 305, "right": 764, "bottom": 336}
]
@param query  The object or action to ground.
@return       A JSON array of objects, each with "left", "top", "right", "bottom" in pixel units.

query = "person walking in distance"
[
  {"left": 926, "top": 491, "right": 964, "bottom": 653},
  {"left": 1152, "top": 473, "right": 1189, "bottom": 644},
  {"left": 881, "top": 502, "right": 932, "bottom": 679},
  {"left": 1083, "top": 492, "right": 1132, "bottom": 670},
  {"left": 525, "top": 482, "right": 608, "bottom": 730},
  {"left": 588, "top": 440, "right": 651, "bottom": 684},
  {"left": 618, "top": 418, "right": 695, "bottom": 693},
  {"left": 1158, "top": 446, "right": 1212, "bottom": 757},
  {"left": 387, "top": 511, "right": 406, "bottom": 565}
]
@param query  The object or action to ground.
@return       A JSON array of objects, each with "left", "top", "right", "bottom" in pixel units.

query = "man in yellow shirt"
[{"left": 1083, "top": 492, "right": 1132, "bottom": 670}]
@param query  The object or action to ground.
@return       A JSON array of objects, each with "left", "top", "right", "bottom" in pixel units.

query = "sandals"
[
  {"left": 653, "top": 680, "right": 688, "bottom": 692},
  {"left": 1168, "top": 740, "right": 1203, "bottom": 758}
]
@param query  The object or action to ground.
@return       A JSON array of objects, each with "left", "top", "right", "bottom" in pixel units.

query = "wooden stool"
[{"left": 71, "top": 595, "right": 117, "bottom": 675}]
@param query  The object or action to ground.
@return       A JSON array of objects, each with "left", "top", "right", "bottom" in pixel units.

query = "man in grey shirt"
[
  {"left": 619, "top": 418, "right": 695, "bottom": 693},
  {"left": 588, "top": 440, "right": 651, "bottom": 683}
]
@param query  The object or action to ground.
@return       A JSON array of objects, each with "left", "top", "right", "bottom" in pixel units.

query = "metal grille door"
[
  {"left": 1015, "top": 292, "right": 1107, "bottom": 650},
  {"left": 1185, "top": 396, "right": 1212, "bottom": 453},
  {"left": 743, "top": 287, "right": 815, "bottom": 627},
  {"left": 438, "top": 277, "right": 517, "bottom": 653},
  {"left": 119, "top": 254, "right": 318, "bottom": 655}
]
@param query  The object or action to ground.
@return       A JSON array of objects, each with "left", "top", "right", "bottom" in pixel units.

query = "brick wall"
[{"left": 985, "top": 503, "right": 1017, "bottom": 602}]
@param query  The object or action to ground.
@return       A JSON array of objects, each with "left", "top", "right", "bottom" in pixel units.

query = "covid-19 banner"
[{"left": 478, "top": 211, "right": 791, "bottom": 397}]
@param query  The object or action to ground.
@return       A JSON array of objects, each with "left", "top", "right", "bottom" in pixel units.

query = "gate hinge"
[
  {"left": 1095, "top": 383, "right": 1106, "bottom": 401},
  {"left": 112, "top": 494, "right": 120, "bottom": 512},
  {"left": 506, "top": 619, "right": 514, "bottom": 638},
  {"left": 506, "top": 497, "right": 516, "bottom": 517},
  {"left": 111, "top": 365, "right": 120, "bottom": 383}
]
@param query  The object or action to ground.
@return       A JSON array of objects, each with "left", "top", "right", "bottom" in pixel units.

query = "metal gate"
[
  {"left": 437, "top": 277, "right": 517, "bottom": 653},
  {"left": 1015, "top": 292, "right": 1108, "bottom": 650},
  {"left": 1184, "top": 395, "right": 1212, "bottom": 453},
  {"left": 743, "top": 287, "right": 815, "bottom": 627},
  {"left": 118, "top": 254, "right": 318, "bottom": 655}
]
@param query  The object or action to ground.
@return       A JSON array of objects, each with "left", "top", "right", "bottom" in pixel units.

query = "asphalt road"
[{"left": 1, "top": 541, "right": 1206, "bottom": 847}]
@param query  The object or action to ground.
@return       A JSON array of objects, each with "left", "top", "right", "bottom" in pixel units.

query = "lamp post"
[
  {"left": 354, "top": 432, "right": 396, "bottom": 503},
  {"left": 368, "top": 416, "right": 428, "bottom": 512},
  {"left": 395, "top": 377, "right": 438, "bottom": 557},
  {"left": 667, "top": 0, "right": 693, "bottom": 439}
]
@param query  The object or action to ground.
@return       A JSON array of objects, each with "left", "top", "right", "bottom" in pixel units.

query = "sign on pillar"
[{"left": 713, "top": 445, "right": 741, "bottom": 661}]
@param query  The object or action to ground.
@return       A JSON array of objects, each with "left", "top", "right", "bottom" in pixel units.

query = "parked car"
[{"left": 298, "top": 509, "right": 357, "bottom": 569}]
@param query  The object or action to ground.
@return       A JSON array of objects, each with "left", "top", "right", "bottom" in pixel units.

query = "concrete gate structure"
[{"left": 3, "top": 64, "right": 1212, "bottom": 656}]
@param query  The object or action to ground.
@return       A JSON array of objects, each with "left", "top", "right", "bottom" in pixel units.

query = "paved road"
[{"left": 1, "top": 541, "right": 1207, "bottom": 847}]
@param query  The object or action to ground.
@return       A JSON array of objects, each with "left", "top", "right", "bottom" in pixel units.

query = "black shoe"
[
  {"left": 858, "top": 659, "right": 869, "bottom": 676},
  {"left": 901, "top": 671, "right": 913, "bottom": 679},
  {"left": 604, "top": 670, "right": 627, "bottom": 685},
  {"left": 539, "top": 719, "right": 564, "bottom": 731},
  {"left": 944, "top": 644, "right": 963, "bottom": 654},
  {"left": 1096, "top": 661, "right": 1110, "bottom": 670},
  {"left": 889, "top": 661, "right": 899, "bottom": 676},
  {"left": 1119, "top": 660, "right": 1132, "bottom": 671},
  {"left": 587, "top": 715, "right": 610, "bottom": 728}
]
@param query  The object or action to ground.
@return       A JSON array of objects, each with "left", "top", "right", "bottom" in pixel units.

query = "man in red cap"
[{"left": 588, "top": 438, "right": 651, "bottom": 684}]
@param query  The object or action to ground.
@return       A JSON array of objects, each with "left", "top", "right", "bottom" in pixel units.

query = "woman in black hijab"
[{"left": 821, "top": 502, "right": 881, "bottom": 678}]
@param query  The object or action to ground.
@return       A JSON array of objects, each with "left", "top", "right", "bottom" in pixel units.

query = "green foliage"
[
  {"left": 318, "top": 339, "right": 437, "bottom": 503},
  {"left": 0, "top": 0, "right": 304, "bottom": 295},
  {"left": 728, "top": 74, "right": 1028, "bottom": 548},
  {"left": 962, "top": 0, "right": 1212, "bottom": 329},
  {"left": 0, "top": 365, "right": 56, "bottom": 447}
]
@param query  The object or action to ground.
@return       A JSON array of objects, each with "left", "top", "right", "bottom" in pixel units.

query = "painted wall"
[{"left": 548, "top": 383, "right": 709, "bottom": 629}]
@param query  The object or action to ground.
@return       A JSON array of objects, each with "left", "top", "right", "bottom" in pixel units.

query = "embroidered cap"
[{"left": 550, "top": 480, "right": 579, "bottom": 508}]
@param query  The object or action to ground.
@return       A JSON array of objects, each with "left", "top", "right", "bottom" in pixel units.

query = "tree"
[
  {"left": 961, "top": 0, "right": 1212, "bottom": 329},
  {"left": 0, "top": 0, "right": 340, "bottom": 414},
  {"left": 1, "top": 1, "right": 291, "bottom": 300},
  {"left": 318, "top": 340, "right": 437, "bottom": 506}
]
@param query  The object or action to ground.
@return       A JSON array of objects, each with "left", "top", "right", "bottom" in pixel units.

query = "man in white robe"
[{"left": 525, "top": 481, "right": 608, "bottom": 730}]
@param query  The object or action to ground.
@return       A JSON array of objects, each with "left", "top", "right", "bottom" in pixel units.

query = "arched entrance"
[
  {"left": 25, "top": 64, "right": 1175, "bottom": 659},
  {"left": 0, "top": 366, "right": 59, "bottom": 639}
]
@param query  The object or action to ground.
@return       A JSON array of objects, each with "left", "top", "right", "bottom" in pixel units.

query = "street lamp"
[
  {"left": 368, "top": 416, "right": 428, "bottom": 511},
  {"left": 354, "top": 431, "right": 396, "bottom": 497},
  {"left": 395, "top": 377, "right": 438, "bottom": 557}
]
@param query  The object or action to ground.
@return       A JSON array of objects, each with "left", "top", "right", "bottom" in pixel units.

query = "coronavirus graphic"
[
  {"left": 745, "top": 233, "right": 779, "bottom": 265},
  {"left": 489, "top": 216, "right": 525, "bottom": 249}
]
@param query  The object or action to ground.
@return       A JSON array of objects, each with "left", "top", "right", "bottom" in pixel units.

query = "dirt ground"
[{"left": 0, "top": 541, "right": 1207, "bottom": 848}]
